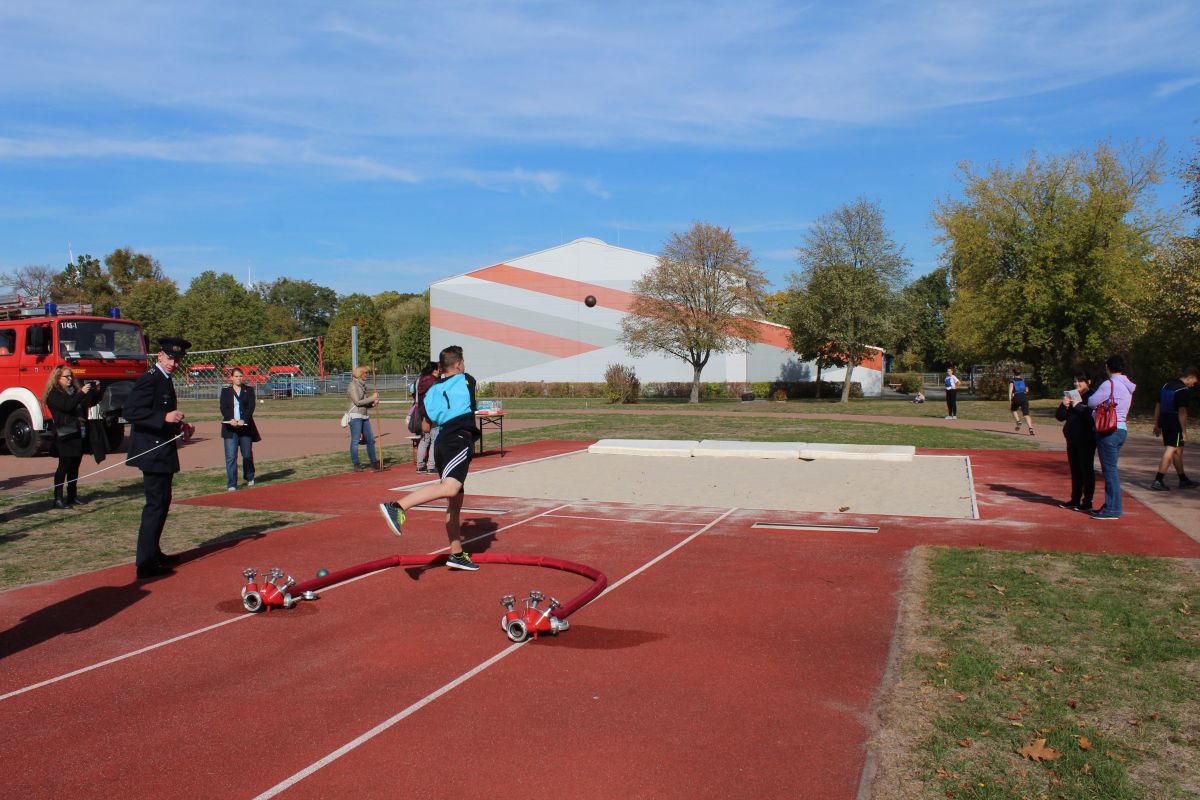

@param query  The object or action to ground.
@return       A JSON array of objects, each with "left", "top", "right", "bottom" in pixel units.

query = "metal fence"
[{"left": 175, "top": 371, "right": 420, "bottom": 401}]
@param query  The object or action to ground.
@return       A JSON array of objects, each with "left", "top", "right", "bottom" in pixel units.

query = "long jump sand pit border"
[{"left": 462, "top": 450, "right": 976, "bottom": 519}]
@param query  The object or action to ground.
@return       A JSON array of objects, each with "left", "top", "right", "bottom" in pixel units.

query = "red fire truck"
[{"left": 0, "top": 300, "right": 148, "bottom": 457}]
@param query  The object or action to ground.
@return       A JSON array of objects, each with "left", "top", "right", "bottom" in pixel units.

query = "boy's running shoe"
[
  {"left": 379, "top": 502, "right": 405, "bottom": 536},
  {"left": 1179, "top": 477, "right": 1198, "bottom": 489},
  {"left": 1148, "top": 480, "right": 1169, "bottom": 492},
  {"left": 447, "top": 552, "right": 479, "bottom": 571}
]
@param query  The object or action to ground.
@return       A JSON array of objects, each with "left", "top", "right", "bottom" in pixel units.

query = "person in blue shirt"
[
  {"left": 1149, "top": 366, "right": 1199, "bottom": 491},
  {"left": 1009, "top": 368, "right": 1034, "bottom": 436},
  {"left": 943, "top": 367, "right": 960, "bottom": 419},
  {"left": 379, "top": 345, "right": 481, "bottom": 571}
]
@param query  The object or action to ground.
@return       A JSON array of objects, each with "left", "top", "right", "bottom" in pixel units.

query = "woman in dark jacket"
[
  {"left": 1055, "top": 372, "right": 1095, "bottom": 512},
  {"left": 220, "top": 368, "right": 260, "bottom": 491},
  {"left": 43, "top": 364, "right": 99, "bottom": 508}
]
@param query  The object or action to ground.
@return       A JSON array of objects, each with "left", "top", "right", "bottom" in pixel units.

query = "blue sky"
[{"left": 2, "top": 0, "right": 1198, "bottom": 296}]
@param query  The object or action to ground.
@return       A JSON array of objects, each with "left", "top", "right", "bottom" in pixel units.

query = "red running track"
[{"left": 1, "top": 442, "right": 1197, "bottom": 799}]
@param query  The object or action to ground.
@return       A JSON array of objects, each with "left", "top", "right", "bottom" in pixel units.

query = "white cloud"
[
  {"left": 0, "top": 0, "right": 1197, "bottom": 150},
  {"left": 1153, "top": 76, "right": 1200, "bottom": 98}
]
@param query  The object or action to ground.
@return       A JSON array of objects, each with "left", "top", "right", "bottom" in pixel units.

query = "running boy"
[
  {"left": 1009, "top": 368, "right": 1034, "bottom": 435},
  {"left": 379, "top": 345, "right": 481, "bottom": 570},
  {"left": 1149, "top": 366, "right": 1199, "bottom": 491}
]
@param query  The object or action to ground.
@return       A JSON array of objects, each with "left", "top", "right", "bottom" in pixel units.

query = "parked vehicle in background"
[
  {"left": 225, "top": 365, "right": 267, "bottom": 384},
  {"left": 0, "top": 298, "right": 147, "bottom": 456}
]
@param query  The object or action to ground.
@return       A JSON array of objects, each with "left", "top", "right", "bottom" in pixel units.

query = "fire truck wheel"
[
  {"left": 3, "top": 409, "right": 40, "bottom": 458},
  {"left": 104, "top": 421, "right": 125, "bottom": 451}
]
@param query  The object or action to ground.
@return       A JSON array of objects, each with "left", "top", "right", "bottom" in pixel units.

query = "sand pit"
[{"left": 460, "top": 451, "right": 976, "bottom": 519}]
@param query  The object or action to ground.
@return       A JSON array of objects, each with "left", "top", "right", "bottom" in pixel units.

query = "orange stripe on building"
[
  {"left": 470, "top": 264, "right": 634, "bottom": 311},
  {"left": 748, "top": 320, "right": 791, "bottom": 349},
  {"left": 431, "top": 307, "right": 603, "bottom": 358},
  {"left": 464, "top": 264, "right": 880, "bottom": 362}
]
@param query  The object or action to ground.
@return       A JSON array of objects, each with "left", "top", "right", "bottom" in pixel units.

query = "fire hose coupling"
[
  {"left": 501, "top": 590, "right": 570, "bottom": 642},
  {"left": 240, "top": 567, "right": 313, "bottom": 613}
]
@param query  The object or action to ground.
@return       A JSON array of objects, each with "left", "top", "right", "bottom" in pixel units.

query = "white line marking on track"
[
  {"left": 545, "top": 513, "right": 707, "bottom": 527},
  {"left": 965, "top": 456, "right": 980, "bottom": 520},
  {"left": 386, "top": 448, "right": 585, "bottom": 491},
  {"left": 0, "top": 615, "right": 248, "bottom": 703},
  {"left": 251, "top": 506, "right": 737, "bottom": 798},
  {"left": 0, "top": 503, "right": 572, "bottom": 703}
]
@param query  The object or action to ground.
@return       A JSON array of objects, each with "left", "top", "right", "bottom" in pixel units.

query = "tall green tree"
[
  {"left": 784, "top": 265, "right": 852, "bottom": 398},
  {"left": 394, "top": 310, "right": 431, "bottom": 371},
  {"left": 122, "top": 278, "right": 180, "bottom": 344},
  {"left": 261, "top": 278, "right": 338, "bottom": 338},
  {"left": 619, "top": 222, "right": 768, "bottom": 403},
  {"left": 1133, "top": 140, "right": 1200, "bottom": 395},
  {"left": 172, "top": 271, "right": 268, "bottom": 351},
  {"left": 891, "top": 267, "right": 952, "bottom": 372},
  {"left": 789, "top": 197, "right": 909, "bottom": 402},
  {"left": 50, "top": 254, "right": 116, "bottom": 311},
  {"left": 935, "top": 141, "right": 1170, "bottom": 387},
  {"left": 105, "top": 248, "right": 165, "bottom": 295},
  {"left": 325, "top": 293, "right": 386, "bottom": 370}
]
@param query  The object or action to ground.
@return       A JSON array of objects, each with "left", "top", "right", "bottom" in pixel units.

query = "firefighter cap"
[{"left": 157, "top": 337, "right": 192, "bottom": 357}]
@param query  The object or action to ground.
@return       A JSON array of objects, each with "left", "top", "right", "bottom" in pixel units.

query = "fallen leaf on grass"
[
  {"left": 1106, "top": 751, "right": 1126, "bottom": 763},
  {"left": 952, "top": 692, "right": 966, "bottom": 702},
  {"left": 1023, "top": 566, "right": 1035, "bottom": 575},
  {"left": 1004, "top": 712, "right": 1023, "bottom": 720},
  {"left": 1051, "top": 665, "right": 1066, "bottom": 673},
  {"left": 1078, "top": 737, "right": 1092, "bottom": 750},
  {"left": 1179, "top": 601, "right": 1190, "bottom": 615},
  {"left": 989, "top": 583, "right": 1006, "bottom": 595},
  {"left": 958, "top": 739, "right": 973, "bottom": 748},
  {"left": 1016, "top": 739, "right": 1062, "bottom": 762},
  {"left": 1067, "top": 699, "right": 1078, "bottom": 709}
]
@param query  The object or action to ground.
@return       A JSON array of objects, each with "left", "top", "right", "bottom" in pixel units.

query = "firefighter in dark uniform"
[{"left": 125, "top": 337, "right": 191, "bottom": 579}]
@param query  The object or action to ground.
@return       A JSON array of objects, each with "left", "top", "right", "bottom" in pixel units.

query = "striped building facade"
[{"left": 429, "top": 237, "right": 884, "bottom": 394}]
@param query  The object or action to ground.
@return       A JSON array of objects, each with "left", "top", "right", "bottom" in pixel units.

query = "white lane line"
[
  {"left": 0, "top": 503, "right": 572, "bottom": 703},
  {"left": 252, "top": 642, "right": 525, "bottom": 800},
  {"left": 252, "top": 506, "right": 737, "bottom": 799},
  {"left": 386, "top": 448, "right": 586, "bottom": 491},
  {"left": 0, "top": 615, "right": 249, "bottom": 703},
  {"left": 545, "top": 513, "right": 707, "bottom": 527},
  {"left": 965, "top": 455, "right": 980, "bottom": 520}
]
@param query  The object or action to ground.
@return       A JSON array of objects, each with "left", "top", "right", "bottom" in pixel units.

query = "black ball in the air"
[{"left": 584, "top": 295, "right": 597, "bottom": 308}]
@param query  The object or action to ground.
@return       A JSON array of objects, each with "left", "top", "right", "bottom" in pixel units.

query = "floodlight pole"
[{"left": 351, "top": 326, "right": 359, "bottom": 370}]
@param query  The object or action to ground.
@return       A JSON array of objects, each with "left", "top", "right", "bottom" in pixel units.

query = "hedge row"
[
  {"left": 886, "top": 372, "right": 925, "bottom": 394},
  {"left": 476, "top": 380, "right": 862, "bottom": 401}
]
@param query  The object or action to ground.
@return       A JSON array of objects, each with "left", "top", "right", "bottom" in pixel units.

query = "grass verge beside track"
[
  {"left": 872, "top": 547, "right": 1200, "bottom": 800},
  {"left": 0, "top": 452, "right": 345, "bottom": 590}
]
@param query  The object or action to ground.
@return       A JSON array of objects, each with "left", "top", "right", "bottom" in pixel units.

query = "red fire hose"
[{"left": 240, "top": 553, "right": 607, "bottom": 643}]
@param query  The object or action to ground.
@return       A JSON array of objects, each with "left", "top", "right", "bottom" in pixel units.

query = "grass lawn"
[{"left": 875, "top": 547, "right": 1200, "bottom": 800}]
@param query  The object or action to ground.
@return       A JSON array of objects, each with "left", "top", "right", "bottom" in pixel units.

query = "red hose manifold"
[
  {"left": 238, "top": 553, "right": 607, "bottom": 642},
  {"left": 241, "top": 567, "right": 308, "bottom": 612}
]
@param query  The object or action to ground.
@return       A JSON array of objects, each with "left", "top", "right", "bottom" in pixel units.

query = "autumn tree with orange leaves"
[{"left": 619, "top": 222, "right": 768, "bottom": 403}]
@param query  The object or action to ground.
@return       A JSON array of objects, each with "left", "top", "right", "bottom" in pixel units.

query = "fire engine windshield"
[{"left": 57, "top": 319, "right": 146, "bottom": 360}]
